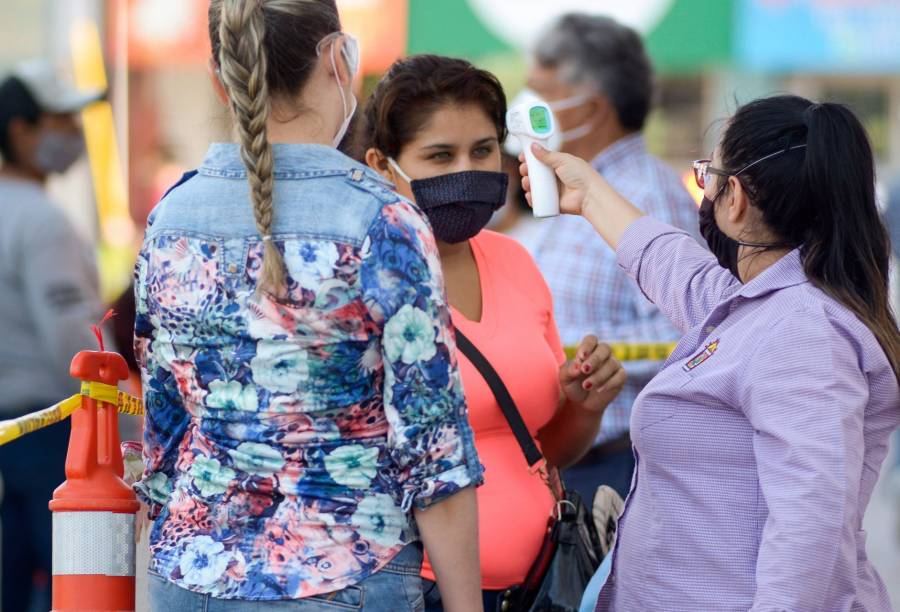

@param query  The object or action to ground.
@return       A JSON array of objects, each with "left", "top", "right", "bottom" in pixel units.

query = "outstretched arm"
[{"left": 520, "top": 144, "right": 738, "bottom": 332}]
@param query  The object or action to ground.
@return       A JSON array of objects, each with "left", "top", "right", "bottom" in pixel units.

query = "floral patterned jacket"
[{"left": 134, "top": 143, "right": 483, "bottom": 600}]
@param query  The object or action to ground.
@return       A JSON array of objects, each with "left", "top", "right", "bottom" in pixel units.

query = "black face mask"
[
  {"left": 699, "top": 195, "right": 790, "bottom": 280},
  {"left": 698, "top": 196, "right": 741, "bottom": 277},
  {"left": 410, "top": 171, "right": 508, "bottom": 244}
]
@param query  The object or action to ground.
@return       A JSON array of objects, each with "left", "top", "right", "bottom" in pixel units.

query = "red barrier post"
[{"left": 49, "top": 350, "right": 139, "bottom": 611}]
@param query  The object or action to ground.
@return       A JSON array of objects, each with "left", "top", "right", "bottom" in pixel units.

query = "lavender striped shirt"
[{"left": 596, "top": 217, "right": 899, "bottom": 611}]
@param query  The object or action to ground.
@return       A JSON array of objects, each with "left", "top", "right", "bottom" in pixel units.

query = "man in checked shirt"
[{"left": 526, "top": 14, "right": 702, "bottom": 502}]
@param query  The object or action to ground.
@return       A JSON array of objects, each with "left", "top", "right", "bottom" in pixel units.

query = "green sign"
[{"left": 407, "top": 0, "right": 735, "bottom": 74}]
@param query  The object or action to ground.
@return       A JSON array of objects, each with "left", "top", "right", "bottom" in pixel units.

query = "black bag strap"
[{"left": 454, "top": 328, "right": 544, "bottom": 469}]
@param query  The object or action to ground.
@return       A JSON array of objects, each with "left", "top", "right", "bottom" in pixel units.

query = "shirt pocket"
[{"left": 634, "top": 368, "right": 693, "bottom": 431}]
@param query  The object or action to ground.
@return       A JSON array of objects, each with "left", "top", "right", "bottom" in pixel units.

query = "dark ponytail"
[{"left": 721, "top": 95, "right": 899, "bottom": 379}]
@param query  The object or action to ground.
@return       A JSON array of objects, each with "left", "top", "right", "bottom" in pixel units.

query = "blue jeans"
[
  {"left": 579, "top": 552, "right": 613, "bottom": 612},
  {"left": 422, "top": 579, "right": 504, "bottom": 611},
  {"left": 148, "top": 544, "right": 424, "bottom": 611}
]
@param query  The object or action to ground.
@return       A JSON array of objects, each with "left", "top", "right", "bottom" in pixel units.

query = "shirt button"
[
  {"left": 227, "top": 263, "right": 238, "bottom": 274},
  {"left": 705, "top": 326, "right": 716, "bottom": 334}
]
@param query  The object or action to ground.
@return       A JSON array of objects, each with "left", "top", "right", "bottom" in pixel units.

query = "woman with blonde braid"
[{"left": 133, "top": 2, "right": 484, "bottom": 610}]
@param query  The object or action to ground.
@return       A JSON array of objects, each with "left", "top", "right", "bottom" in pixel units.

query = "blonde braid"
[{"left": 217, "top": 0, "right": 285, "bottom": 293}]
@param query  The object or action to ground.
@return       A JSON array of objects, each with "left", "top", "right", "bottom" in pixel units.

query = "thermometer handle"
[{"left": 521, "top": 138, "right": 560, "bottom": 218}]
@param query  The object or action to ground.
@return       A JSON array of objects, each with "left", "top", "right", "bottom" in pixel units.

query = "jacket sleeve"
[
  {"left": 360, "top": 200, "right": 484, "bottom": 511},
  {"left": 132, "top": 242, "right": 186, "bottom": 517}
]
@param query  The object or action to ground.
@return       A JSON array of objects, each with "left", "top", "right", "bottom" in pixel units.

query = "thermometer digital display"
[{"left": 507, "top": 101, "right": 560, "bottom": 218}]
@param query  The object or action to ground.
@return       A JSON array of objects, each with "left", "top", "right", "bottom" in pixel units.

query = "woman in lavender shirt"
[{"left": 522, "top": 96, "right": 900, "bottom": 611}]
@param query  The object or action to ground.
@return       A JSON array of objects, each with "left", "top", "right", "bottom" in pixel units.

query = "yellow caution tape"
[
  {"left": 80, "top": 381, "right": 144, "bottom": 416},
  {"left": 117, "top": 391, "right": 144, "bottom": 417},
  {"left": 0, "top": 384, "right": 145, "bottom": 447},
  {"left": 564, "top": 342, "right": 678, "bottom": 363},
  {"left": 0, "top": 396, "right": 81, "bottom": 446},
  {"left": 80, "top": 381, "right": 119, "bottom": 405}
]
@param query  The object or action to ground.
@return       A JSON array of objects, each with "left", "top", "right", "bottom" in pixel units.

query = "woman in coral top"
[{"left": 361, "top": 55, "right": 627, "bottom": 612}]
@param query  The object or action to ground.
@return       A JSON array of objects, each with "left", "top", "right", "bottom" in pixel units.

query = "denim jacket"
[{"left": 134, "top": 143, "right": 482, "bottom": 600}]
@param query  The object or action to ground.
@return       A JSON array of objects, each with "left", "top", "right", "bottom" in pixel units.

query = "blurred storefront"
[
  {"left": 3, "top": 0, "right": 900, "bottom": 290},
  {"left": 404, "top": 0, "right": 900, "bottom": 175},
  {"left": 107, "top": 0, "right": 900, "bottom": 230}
]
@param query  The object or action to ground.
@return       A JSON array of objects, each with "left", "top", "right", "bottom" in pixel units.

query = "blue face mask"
[{"left": 389, "top": 159, "right": 508, "bottom": 244}]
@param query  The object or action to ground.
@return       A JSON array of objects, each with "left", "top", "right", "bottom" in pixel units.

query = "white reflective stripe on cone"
[{"left": 52, "top": 511, "right": 136, "bottom": 576}]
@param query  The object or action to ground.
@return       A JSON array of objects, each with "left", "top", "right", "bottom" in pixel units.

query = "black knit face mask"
[
  {"left": 698, "top": 195, "right": 791, "bottom": 280},
  {"left": 699, "top": 195, "right": 742, "bottom": 277},
  {"left": 401, "top": 168, "right": 508, "bottom": 244}
]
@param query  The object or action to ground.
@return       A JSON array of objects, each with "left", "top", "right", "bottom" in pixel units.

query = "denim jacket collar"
[{"left": 199, "top": 142, "right": 390, "bottom": 185}]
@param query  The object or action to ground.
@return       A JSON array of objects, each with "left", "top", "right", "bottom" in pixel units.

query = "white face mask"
[
  {"left": 317, "top": 32, "right": 360, "bottom": 148},
  {"left": 387, "top": 157, "right": 412, "bottom": 183},
  {"left": 503, "top": 87, "right": 594, "bottom": 155},
  {"left": 549, "top": 91, "right": 595, "bottom": 143}
]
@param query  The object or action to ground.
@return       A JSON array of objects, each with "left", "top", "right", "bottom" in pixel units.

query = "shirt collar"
[
  {"left": 736, "top": 249, "right": 809, "bottom": 299},
  {"left": 591, "top": 133, "right": 646, "bottom": 171},
  {"left": 199, "top": 142, "right": 387, "bottom": 183}
]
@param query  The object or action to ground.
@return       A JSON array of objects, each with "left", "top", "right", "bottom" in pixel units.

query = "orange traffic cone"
[{"left": 49, "top": 350, "right": 140, "bottom": 611}]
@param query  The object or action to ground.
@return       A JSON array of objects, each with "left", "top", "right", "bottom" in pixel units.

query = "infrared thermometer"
[{"left": 506, "top": 102, "right": 560, "bottom": 218}]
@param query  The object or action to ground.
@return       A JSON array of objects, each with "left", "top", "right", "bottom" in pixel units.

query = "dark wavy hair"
[
  {"left": 719, "top": 95, "right": 899, "bottom": 379},
  {"left": 361, "top": 54, "right": 507, "bottom": 159}
]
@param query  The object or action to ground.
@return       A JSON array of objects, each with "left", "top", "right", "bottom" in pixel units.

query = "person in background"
[
  {"left": 0, "top": 59, "right": 105, "bottom": 612},
  {"left": 520, "top": 94, "right": 900, "bottom": 611},
  {"left": 886, "top": 178, "right": 900, "bottom": 543},
  {"left": 135, "top": 2, "right": 483, "bottom": 610},
  {"left": 525, "top": 14, "right": 701, "bottom": 502},
  {"left": 887, "top": 178, "right": 900, "bottom": 300},
  {"left": 362, "top": 54, "right": 625, "bottom": 612}
]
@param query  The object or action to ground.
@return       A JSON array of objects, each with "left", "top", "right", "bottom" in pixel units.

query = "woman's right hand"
[
  {"left": 520, "top": 143, "right": 645, "bottom": 250},
  {"left": 519, "top": 144, "right": 599, "bottom": 216}
]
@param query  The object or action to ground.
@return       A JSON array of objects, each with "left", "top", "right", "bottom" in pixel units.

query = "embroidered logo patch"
[{"left": 683, "top": 339, "right": 719, "bottom": 372}]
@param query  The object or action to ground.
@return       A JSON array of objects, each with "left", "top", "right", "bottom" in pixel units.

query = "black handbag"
[{"left": 455, "top": 330, "right": 603, "bottom": 612}]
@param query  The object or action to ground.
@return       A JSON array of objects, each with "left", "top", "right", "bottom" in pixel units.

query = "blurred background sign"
[
  {"left": 340, "top": 0, "right": 408, "bottom": 74},
  {"left": 117, "top": 0, "right": 211, "bottom": 68},
  {"left": 1, "top": 0, "right": 900, "bottom": 301},
  {"left": 467, "top": 0, "right": 675, "bottom": 44},
  {"left": 737, "top": 0, "right": 900, "bottom": 73}
]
